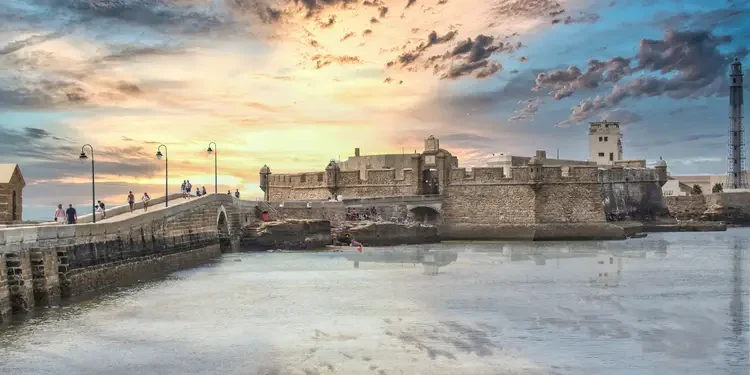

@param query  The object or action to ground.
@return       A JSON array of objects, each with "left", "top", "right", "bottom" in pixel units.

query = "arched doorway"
[
  {"left": 11, "top": 190, "right": 17, "bottom": 221},
  {"left": 422, "top": 169, "right": 439, "bottom": 195},
  {"left": 410, "top": 206, "right": 440, "bottom": 224},
  {"left": 217, "top": 210, "right": 231, "bottom": 253}
]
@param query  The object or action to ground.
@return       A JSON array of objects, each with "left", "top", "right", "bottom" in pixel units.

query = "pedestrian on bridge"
[
  {"left": 142, "top": 192, "right": 151, "bottom": 212},
  {"left": 53, "top": 204, "right": 65, "bottom": 224},
  {"left": 234, "top": 189, "right": 240, "bottom": 199},
  {"left": 127, "top": 191, "right": 135, "bottom": 213}
]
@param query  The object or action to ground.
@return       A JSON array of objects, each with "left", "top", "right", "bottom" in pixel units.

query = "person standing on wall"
[
  {"left": 142, "top": 192, "right": 151, "bottom": 212},
  {"left": 186, "top": 180, "right": 192, "bottom": 199},
  {"left": 234, "top": 189, "right": 240, "bottom": 199},
  {"left": 53, "top": 204, "right": 65, "bottom": 224},
  {"left": 181, "top": 180, "right": 187, "bottom": 199},
  {"left": 66, "top": 204, "right": 77, "bottom": 224},
  {"left": 127, "top": 191, "right": 135, "bottom": 213}
]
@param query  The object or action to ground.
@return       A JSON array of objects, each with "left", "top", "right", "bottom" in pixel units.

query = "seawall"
[
  {"left": 0, "top": 194, "right": 254, "bottom": 323},
  {"left": 665, "top": 192, "right": 750, "bottom": 225}
]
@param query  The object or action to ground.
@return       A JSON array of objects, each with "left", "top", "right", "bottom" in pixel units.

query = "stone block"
[
  {"left": 4, "top": 250, "right": 34, "bottom": 313},
  {"left": 30, "top": 249, "right": 60, "bottom": 305}
]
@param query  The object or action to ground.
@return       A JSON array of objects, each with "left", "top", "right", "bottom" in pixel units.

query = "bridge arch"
[
  {"left": 216, "top": 205, "right": 232, "bottom": 253},
  {"left": 409, "top": 206, "right": 440, "bottom": 225}
]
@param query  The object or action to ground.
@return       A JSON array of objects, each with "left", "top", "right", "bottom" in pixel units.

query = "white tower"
[
  {"left": 728, "top": 57, "right": 746, "bottom": 189},
  {"left": 588, "top": 121, "right": 623, "bottom": 165}
]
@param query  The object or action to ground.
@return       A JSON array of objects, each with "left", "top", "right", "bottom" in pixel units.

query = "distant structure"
[
  {"left": 728, "top": 57, "right": 746, "bottom": 189},
  {"left": 0, "top": 164, "right": 25, "bottom": 224},
  {"left": 588, "top": 121, "right": 623, "bottom": 165}
]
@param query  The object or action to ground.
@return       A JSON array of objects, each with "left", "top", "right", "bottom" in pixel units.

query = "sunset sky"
[{"left": 2, "top": 0, "right": 749, "bottom": 219}]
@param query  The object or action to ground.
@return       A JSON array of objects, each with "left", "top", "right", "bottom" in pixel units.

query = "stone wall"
[
  {"left": 241, "top": 220, "right": 332, "bottom": 250},
  {"left": 0, "top": 180, "right": 23, "bottom": 224},
  {"left": 0, "top": 194, "right": 255, "bottom": 317},
  {"left": 665, "top": 195, "right": 707, "bottom": 220},
  {"left": 599, "top": 168, "right": 669, "bottom": 221},
  {"left": 267, "top": 168, "right": 417, "bottom": 201}
]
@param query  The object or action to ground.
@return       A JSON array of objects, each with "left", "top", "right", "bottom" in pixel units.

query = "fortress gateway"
[{"left": 258, "top": 133, "right": 670, "bottom": 240}]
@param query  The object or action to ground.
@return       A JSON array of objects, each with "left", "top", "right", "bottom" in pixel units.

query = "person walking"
[
  {"left": 97, "top": 200, "right": 106, "bottom": 219},
  {"left": 234, "top": 189, "right": 240, "bottom": 199},
  {"left": 186, "top": 180, "right": 192, "bottom": 199},
  {"left": 142, "top": 192, "right": 151, "bottom": 212},
  {"left": 53, "top": 204, "right": 65, "bottom": 224},
  {"left": 181, "top": 180, "right": 187, "bottom": 199},
  {"left": 128, "top": 191, "right": 135, "bottom": 213},
  {"left": 65, "top": 204, "right": 77, "bottom": 224}
]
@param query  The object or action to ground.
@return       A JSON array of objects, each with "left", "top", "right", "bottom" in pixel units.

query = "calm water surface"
[{"left": 1, "top": 229, "right": 748, "bottom": 375}]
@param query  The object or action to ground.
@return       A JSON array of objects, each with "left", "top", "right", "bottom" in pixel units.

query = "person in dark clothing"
[
  {"left": 234, "top": 189, "right": 240, "bottom": 199},
  {"left": 98, "top": 200, "right": 106, "bottom": 219},
  {"left": 65, "top": 204, "right": 77, "bottom": 224}
]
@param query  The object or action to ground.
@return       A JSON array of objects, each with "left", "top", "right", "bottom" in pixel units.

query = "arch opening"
[
  {"left": 217, "top": 210, "right": 231, "bottom": 253},
  {"left": 410, "top": 206, "right": 440, "bottom": 225}
]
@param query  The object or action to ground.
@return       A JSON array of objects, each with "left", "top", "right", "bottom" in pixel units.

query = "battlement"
[
  {"left": 589, "top": 121, "right": 621, "bottom": 134},
  {"left": 268, "top": 168, "right": 414, "bottom": 188},
  {"left": 448, "top": 164, "right": 664, "bottom": 185}
]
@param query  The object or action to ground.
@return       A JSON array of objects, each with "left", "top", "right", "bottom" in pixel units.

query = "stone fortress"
[{"left": 258, "top": 121, "right": 670, "bottom": 240}]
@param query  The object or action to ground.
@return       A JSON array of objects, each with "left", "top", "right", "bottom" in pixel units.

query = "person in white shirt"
[
  {"left": 53, "top": 204, "right": 65, "bottom": 224},
  {"left": 142, "top": 192, "right": 151, "bottom": 212}
]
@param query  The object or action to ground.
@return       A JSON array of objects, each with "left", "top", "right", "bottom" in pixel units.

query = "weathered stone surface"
[
  {"left": 440, "top": 223, "right": 627, "bottom": 241},
  {"left": 341, "top": 222, "right": 440, "bottom": 246},
  {"left": 0, "top": 194, "right": 258, "bottom": 318},
  {"left": 665, "top": 192, "right": 750, "bottom": 225},
  {"left": 241, "top": 220, "right": 332, "bottom": 250}
]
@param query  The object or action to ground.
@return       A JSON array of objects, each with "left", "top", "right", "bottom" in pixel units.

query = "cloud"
[
  {"left": 653, "top": 6, "right": 750, "bottom": 30},
  {"left": 507, "top": 97, "right": 542, "bottom": 121},
  {"left": 406, "top": 0, "right": 417, "bottom": 8},
  {"left": 545, "top": 29, "right": 748, "bottom": 125},
  {"left": 311, "top": 53, "right": 362, "bottom": 69},
  {"left": 552, "top": 11, "right": 600, "bottom": 25},
  {"left": 389, "top": 31, "right": 517, "bottom": 79},
  {"left": 598, "top": 108, "right": 642, "bottom": 125}
]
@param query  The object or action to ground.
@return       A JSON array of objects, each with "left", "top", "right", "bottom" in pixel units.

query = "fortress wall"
[
  {"left": 267, "top": 168, "right": 417, "bottom": 201},
  {"left": 267, "top": 187, "right": 330, "bottom": 201},
  {"left": 598, "top": 168, "right": 668, "bottom": 220},
  {"left": 535, "top": 184, "right": 606, "bottom": 223},
  {"left": 665, "top": 195, "right": 707, "bottom": 220},
  {"left": 442, "top": 185, "right": 536, "bottom": 225}
]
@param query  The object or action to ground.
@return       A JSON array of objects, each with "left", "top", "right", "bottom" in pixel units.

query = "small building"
[
  {"left": 589, "top": 121, "right": 623, "bottom": 165},
  {"left": 661, "top": 178, "right": 692, "bottom": 196},
  {"left": 486, "top": 150, "right": 595, "bottom": 177},
  {"left": 0, "top": 164, "right": 25, "bottom": 224}
]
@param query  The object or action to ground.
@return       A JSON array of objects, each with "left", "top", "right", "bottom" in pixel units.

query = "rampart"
[
  {"left": 0, "top": 194, "right": 256, "bottom": 322},
  {"left": 260, "top": 153, "right": 669, "bottom": 240}
]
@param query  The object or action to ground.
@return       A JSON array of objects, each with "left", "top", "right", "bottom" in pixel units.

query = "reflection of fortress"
[
  {"left": 344, "top": 248, "right": 458, "bottom": 275},
  {"left": 259, "top": 134, "right": 671, "bottom": 241}
]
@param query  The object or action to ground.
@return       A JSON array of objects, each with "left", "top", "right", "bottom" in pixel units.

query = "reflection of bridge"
[{"left": 344, "top": 248, "right": 457, "bottom": 275}]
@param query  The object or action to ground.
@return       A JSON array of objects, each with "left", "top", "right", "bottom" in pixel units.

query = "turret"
[
  {"left": 528, "top": 156, "right": 543, "bottom": 186},
  {"left": 259, "top": 164, "right": 271, "bottom": 201},
  {"left": 325, "top": 159, "right": 339, "bottom": 197},
  {"left": 654, "top": 157, "right": 668, "bottom": 187}
]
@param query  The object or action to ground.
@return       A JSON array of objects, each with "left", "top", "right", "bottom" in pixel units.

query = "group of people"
[
  {"left": 228, "top": 189, "right": 240, "bottom": 198},
  {"left": 181, "top": 180, "right": 207, "bottom": 198},
  {"left": 346, "top": 207, "right": 380, "bottom": 221}
]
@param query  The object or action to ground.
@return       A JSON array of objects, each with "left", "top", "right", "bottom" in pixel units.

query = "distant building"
[
  {"left": 661, "top": 177, "right": 692, "bottom": 196},
  {"left": 589, "top": 121, "right": 623, "bottom": 165},
  {"left": 338, "top": 141, "right": 459, "bottom": 180},
  {"left": 0, "top": 164, "right": 25, "bottom": 224},
  {"left": 486, "top": 150, "right": 595, "bottom": 177},
  {"left": 669, "top": 171, "right": 750, "bottom": 195}
]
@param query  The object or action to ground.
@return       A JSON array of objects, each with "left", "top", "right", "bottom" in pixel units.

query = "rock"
[
  {"left": 342, "top": 221, "right": 440, "bottom": 246},
  {"left": 240, "top": 219, "right": 332, "bottom": 250}
]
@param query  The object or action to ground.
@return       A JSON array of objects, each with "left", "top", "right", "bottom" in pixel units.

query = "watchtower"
[{"left": 589, "top": 121, "right": 623, "bottom": 165}]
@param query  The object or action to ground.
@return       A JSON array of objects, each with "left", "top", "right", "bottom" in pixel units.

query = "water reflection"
[
  {"left": 728, "top": 236, "right": 749, "bottom": 374},
  {"left": 344, "top": 248, "right": 458, "bottom": 275}
]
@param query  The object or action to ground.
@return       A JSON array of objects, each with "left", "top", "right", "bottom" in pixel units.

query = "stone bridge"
[{"left": 0, "top": 194, "right": 259, "bottom": 321}]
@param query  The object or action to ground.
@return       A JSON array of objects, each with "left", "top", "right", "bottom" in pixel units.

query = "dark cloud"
[
  {"left": 340, "top": 31, "right": 355, "bottom": 41},
  {"left": 406, "top": 0, "right": 417, "bottom": 8},
  {"left": 378, "top": 6, "right": 388, "bottom": 17},
  {"left": 388, "top": 30, "right": 517, "bottom": 79},
  {"left": 0, "top": 26, "right": 74, "bottom": 56},
  {"left": 552, "top": 11, "right": 600, "bottom": 25},
  {"left": 519, "top": 56, "right": 528, "bottom": 62},
  {"left": 116, "top": 81, "right": 142, "bottom": 94},
  {"left": 320, "top": 15, "right": 336, "bottom": 28},
  {"left": 363, "top": 29, "right": 373, "bottom": 36},
  {"left": 292, "top": 0, "right": 358, "bottom": 18},
  {"left": 370, "top": 16, "right": 379, "bottom": 23},
  {"left": 23, "top": 127, "right": 52, "bottom": 139},
  {"left": 653, "top": 7, "right": 750, "bottom": 30},
  {"left": 534, "top": 29, "right": 747, "bottom": 125}
]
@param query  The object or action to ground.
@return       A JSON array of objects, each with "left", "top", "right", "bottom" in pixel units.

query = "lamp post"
[
  {"left": 78, "top": 144, "right": 96, "bottom": 223},
  {"left": 156, "top": 144, "right": 168, "bottom": 207},
  {"left": 207, "top": 142, "right": 217, "bottom": 194}
]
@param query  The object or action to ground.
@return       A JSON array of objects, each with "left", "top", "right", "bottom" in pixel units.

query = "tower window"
[
  {"left": 598, "top": 152, "right": 605, "bottom": 157},
  {"left": 609, "top": 153, "right": 614, "bottom": 161},
  {"left": 604, "top": 136, "right": 608, "bottom": 141},
  {"left": 599, "top": 136, "right": 602, "bottom": 141}
]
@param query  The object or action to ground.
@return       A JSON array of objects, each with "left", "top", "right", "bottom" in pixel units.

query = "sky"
[{"left": 1, "top": 0, "right": 749, "bottom": 220}]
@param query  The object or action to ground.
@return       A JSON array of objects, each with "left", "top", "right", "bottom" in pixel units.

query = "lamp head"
[
  {"left": 79, "top": 152, "right": 88, "bottom": 163},
  {"left": 156, "top": 150, "right": 163, "bottom": 160},
  {"left": 207, "top": 146, "right": 213, "bottom": 155}
]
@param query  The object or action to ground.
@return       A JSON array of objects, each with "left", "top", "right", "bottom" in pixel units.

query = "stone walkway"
[{"left": 96, "top": 196, "right": 206, "bottom": 223}]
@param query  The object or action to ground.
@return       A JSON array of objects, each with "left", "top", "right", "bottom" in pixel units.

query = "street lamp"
[
  {"left": 156, "top": 144, "right": 168, "bottom": 207},
  {"left": 78, "top": 144, "right": 96, "bottom": 223},
  {"left": 207, "top": 142, "right": 217, "bottom": 194}
]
